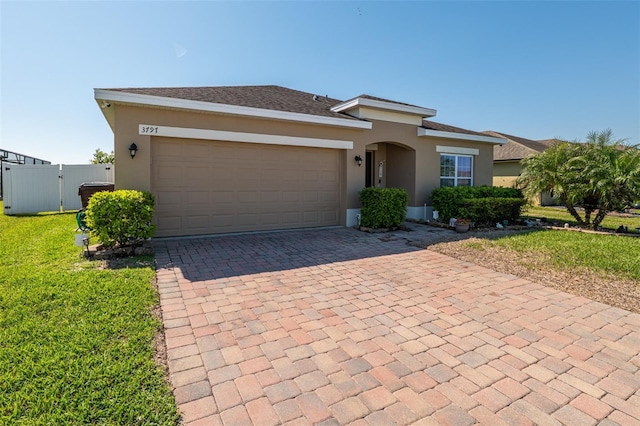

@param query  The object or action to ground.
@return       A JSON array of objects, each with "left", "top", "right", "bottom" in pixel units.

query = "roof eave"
[
  {"left": 95, "top": 97, "right": 116, "bottom": 131},
  {"left": 331, "top": 97, "right": 437, "bottom": 118},
  {"left": 418, "top": 127, "right": 507, "bottom": 144},
  {"left": 494, "top": 158, "right": 524, "bottom": 162},
  {"left": 94, "top": 89, "right": 372, "bottom": 130}
]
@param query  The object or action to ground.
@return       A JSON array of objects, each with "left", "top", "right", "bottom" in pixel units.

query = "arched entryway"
[{"left": 365, "top": 141, "right": 416, "bottom": 205}]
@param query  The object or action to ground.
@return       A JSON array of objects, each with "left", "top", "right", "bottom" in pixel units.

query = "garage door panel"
[
  {"left": 258, "top": 148, "right": 287, "bottom": 161},
  {"left": 280, "top": 170, "right": 300, "bottom": 182},
  {"left": 303, "top": 211, "right": 319, "bottom": 223},
  {"left": 322, "top": 191, "right": 338, "bottom": 202},
  {"left": 152, "top": 137, "right": 341, "bottom": 236},
  {"left": 184, "top": 191, "right": 210, "bottom": 205},
  {"left": 156, "top": 140, "right": 183, "bottom": 156},
  {"left": 322, "top": 210, "right": 339, "bottom": 222},
  {"left": 303, "top": 170, "right": 319, "bottom": 181},
  {"left": 260, "top": 168, "right": 282, "bottom": 182},
  {"left": 185, "top": 166, "right": 210, "bottom": 182},
  {"left": 212, "top": 167, "right": 236, "bottom": 181},
  {"left": 155, "top": 166, "right": 182, "bottom": 186},
  {"left": 282, "top": 191, "right": 300, "bottom": 202},
  {"left": 237, "top": 213, "right": 260, "bottom": 226},
  {"left": 261, "top": 191, "right": 281, "bottom": 203},
  {"left": 156, "top": 191, "right": 182, "bottom": 206},
  {"left": 237, "top": 191, "right": 259, "bottom": 203},
  {"left": 185, "top": 215, "right": 209, "bottom": 230},
  {"left": 303, "top": 191, "right": 319, "bottom": 202},
  {"left": 320, "top": 170, "right": 339, "bottom": 183},
  {"left": 157, "top": 216, "right": 182, "bottom": 233},
  {"left": 212, "top": 214, "right": 235, "bottom": 227},
  {"left": 212, "top": 191, "right": 235, "bottom": 204},
  {"left": 185, "top": 143, "right": 209, "bottom": 158},
  {"left": 260, "top": 212, "right": 281, "bottom": 225},
  {"left": 211, "top": 145, "right": 237, "bottom": 160}
]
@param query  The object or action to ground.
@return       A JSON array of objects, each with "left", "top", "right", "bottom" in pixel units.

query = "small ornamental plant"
[
  {"left": 453, "top": 217, "right": 472, "bottom": 233},
  {"left": 85, "top": 190, "right": 156, "bottom": 249}
]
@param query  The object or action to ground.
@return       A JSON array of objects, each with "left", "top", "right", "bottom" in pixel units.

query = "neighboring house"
[
  {"left": 485, "top": 130, "right": 558, "bottom": 205},
  {"left": 95, "top": 85, "right": 506, "bottom": 237}
]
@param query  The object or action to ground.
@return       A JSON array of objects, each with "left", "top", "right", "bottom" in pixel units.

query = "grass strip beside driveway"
[
  {"left": 431, "top": 228, "right": 640, "bottom": 313},
  {"left": 0, "top": 210, "right": 179, "bottom": 425},
  {"left": 524, "top": 205, "right": 640, "bottom": 231},
  {"left": 484, "top": 229, "right": 640, "bottom": 281}
]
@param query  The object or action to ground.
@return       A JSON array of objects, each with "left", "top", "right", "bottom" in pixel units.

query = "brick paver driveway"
[{"left": 154, "top": 227, "right": 640, "bottom": 425}]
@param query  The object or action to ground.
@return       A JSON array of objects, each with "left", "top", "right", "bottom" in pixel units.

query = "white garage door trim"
[{"left": 139, "top": 124, "right": 353, "bottom": 150}]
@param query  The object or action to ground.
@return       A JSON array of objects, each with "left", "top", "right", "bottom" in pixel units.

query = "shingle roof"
[
  {"left": 538, "top": 138, "right": 563, "bottom": 147},
  {"left": 100, "top": 85, "right": 492, "bottom": 139},
  {"left": 101, "top": 85, "right": 361, "bottom": 121},
  {"left": 485, "top": 130, "right": 552, "bottom": 161}
]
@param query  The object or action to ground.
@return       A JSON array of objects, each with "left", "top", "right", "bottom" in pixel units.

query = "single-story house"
[
  {"left": 94, "top": 85, "right": 507, "bottom": 237},
  {"left": 485, "top": 130, "right": 558, "bottom": 205}
]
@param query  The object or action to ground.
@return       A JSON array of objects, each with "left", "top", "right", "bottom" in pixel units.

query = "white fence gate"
[{"left": 2, "top": 164, "right": 114, "bottom": 214}]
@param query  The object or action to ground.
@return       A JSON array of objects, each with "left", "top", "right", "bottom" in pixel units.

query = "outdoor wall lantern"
[
  {"left": 354, "top": 155, "right": 363, "bottom": 166},
  {"left": 129, "top": 143, "right": 138, "bottom": 159}
]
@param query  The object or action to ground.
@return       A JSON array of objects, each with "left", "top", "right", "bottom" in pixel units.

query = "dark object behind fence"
[{"left": 78, "top": 182, "right": 114, "bottom": 209}]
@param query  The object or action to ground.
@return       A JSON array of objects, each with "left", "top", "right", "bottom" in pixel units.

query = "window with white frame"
[{"left": 440, "top": 154, "right": 473, "bottom": 187}]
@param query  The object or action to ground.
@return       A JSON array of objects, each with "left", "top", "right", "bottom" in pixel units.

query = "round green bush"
[{"left": 85, "top": 190, "right": 156, "bottom": 248}]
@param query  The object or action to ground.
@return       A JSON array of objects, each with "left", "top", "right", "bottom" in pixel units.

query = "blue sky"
[{"left": 1, "top": 1, "right": 638, "bottom": 165}]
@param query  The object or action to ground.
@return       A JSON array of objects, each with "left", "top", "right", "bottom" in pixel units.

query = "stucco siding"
[{"left": 109, "top": 102, "right": 499, "bottom": 234}]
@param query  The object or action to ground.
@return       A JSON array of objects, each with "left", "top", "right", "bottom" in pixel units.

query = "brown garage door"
[{"left": 151, "top": 137, "right": 343, "bottom": 237}]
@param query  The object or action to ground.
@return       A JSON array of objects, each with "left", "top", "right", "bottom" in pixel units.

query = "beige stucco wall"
[
  {"left": 350, "top": 107, "right": 423, "bottom": 126},
  {"left": 493, "top": 161, "right": 521, "bottom": 179},
  {"left": 110, "top": 103, "right": 498, "bottom": 226},
  {"left": 386, "top": 144, "right": 416, "bottom": 205},
  {"left": 492, "top": 160, "right": 559, "bottom": 206},
  {"left": 493, "top": 161, "right": 520, "bottom": 190}
]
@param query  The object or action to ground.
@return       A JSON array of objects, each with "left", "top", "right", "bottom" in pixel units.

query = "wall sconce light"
[
  {"left": 354, "top": 155, "right": 363, "bottom": 167},
  {"left": 129, "top": 143, "right": 138, "bottom": 159}
]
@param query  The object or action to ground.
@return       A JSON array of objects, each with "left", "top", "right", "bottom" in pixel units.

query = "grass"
[
  {"left": 523, "top": 205, "right": 640, "bottom": 231},
  {"left": 477, "top": 229, "right": 640, "bottom": 281},
  {"left": 0, "top": 208, "right": 179, "bottom": 424}
]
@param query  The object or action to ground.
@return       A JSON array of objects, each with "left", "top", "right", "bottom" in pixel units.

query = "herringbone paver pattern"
[{"left": 154, "top": 227, "right": 640, "bottom": 425}]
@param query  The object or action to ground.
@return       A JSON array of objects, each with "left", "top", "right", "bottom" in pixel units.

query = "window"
[{"left": 440, "top": 154, "right": 473, "bottom": 187}]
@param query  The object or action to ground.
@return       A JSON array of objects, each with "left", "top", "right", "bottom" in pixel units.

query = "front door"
[{"left": 365, "top": 151, "right": 374, "bottom": 188}]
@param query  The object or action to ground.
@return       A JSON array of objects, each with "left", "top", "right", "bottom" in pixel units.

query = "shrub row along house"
[{"left": 94, "top": 85, "right": 507, "bottom": 237}]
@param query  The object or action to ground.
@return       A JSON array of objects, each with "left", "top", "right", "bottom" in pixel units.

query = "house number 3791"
[{"left": 140, "top": 126, "right": 159, "bottom": 134}]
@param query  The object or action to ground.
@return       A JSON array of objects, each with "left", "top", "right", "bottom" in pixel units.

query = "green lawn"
[
  {"left": 0, "top": 209, "right": 179, "bottom": 424},
  {"left": 524, "top": 205, "right": 640, "bottom": 231},
  {"left": 482, "top": 229, "right": 640, "bottom": 281}
]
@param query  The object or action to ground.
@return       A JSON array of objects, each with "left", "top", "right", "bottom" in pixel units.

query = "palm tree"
[
  {"left": 518, "top": 129, "right": 640, "bottom": 230},
  {"left": 517, "top": 141, "right": 585, "bottom": 224},
  {"left": 569, "top": 130, "right": 640, "bottom": 229}
]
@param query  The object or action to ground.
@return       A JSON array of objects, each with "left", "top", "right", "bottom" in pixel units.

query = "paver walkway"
[{"left": 154, "top": 226, "right": 640, "bottom": 425}]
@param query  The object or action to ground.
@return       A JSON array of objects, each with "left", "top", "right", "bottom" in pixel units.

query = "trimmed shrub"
[
  {"left": 431, "top": 185, "right": 524, "bottom": 223},
  {"left": 359, "top": 187, "right": 408, "bottom": 229},
  {"left": 85, "top": 190, "right": 156, "bottom": 248},
  {"left": 458, "top": 197, "right": 527, "bottom": 227}
]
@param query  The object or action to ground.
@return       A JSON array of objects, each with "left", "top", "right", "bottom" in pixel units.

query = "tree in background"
[
  {"left": 517, "top": 129, "right": 640, "bottom": 229},
  {"left": 90, "top": 149, "right": 114, "bottom": 164}
]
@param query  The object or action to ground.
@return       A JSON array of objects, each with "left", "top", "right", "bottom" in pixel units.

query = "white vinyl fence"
[{"left": 2, "top": 163, "right": 114, "bottom": 214}]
